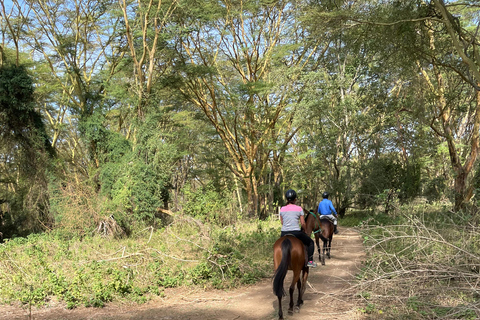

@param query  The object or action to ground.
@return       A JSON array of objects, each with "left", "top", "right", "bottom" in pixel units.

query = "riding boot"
[{"left": 334, "top": 225, "right": 339, "bottom": 234}]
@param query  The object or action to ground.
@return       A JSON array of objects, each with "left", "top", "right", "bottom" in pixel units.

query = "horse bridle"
[{"left": 309, "top": 211, "right": 322, "bottom": 234}]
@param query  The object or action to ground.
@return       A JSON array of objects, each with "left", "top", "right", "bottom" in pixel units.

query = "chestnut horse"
[
  {"left": 303, "top": 210, "right": 335, "bottom": 265},
  {"left": 273, "top": 235, "right": 309, "bottom": 320}
]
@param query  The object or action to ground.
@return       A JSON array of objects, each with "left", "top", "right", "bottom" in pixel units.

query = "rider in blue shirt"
[{"left": 317, "top": 192, "right": 339, "bottom": 234}]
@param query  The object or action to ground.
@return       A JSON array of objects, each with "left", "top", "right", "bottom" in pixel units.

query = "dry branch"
[{"left": 358, "top": 215, "right": 480, "bottom": 317}]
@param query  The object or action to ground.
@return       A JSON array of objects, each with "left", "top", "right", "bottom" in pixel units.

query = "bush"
[
  {"left": 0, "top": 217, "right": 279, "bottom": 307},
  {"left": 182, "top": 182, "right": 238, "bottom": 225}
]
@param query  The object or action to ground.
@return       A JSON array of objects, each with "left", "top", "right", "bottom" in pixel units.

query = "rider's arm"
[
  {"left": 330, "top": 202, "right": 337, "bottom": 215},
  {"left": 300, "top": 215, "right": 306, "bottom": 231}
]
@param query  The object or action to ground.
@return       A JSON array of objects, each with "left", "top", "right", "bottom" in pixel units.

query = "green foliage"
[
  {"left": 358, "top": 155, "right": 422, "bottom": 209},
  {"left": 423, "top": 176, "right": 448, "bottom": 203},
  {"left": 91, "top": 115, "right": 179, "bottom": 223},
  {"left": 0, "top": 62, "right": 54, "bottom": 238},
  {"left": 102, "top": 156, "right": 167, "bottom": 220},
  {"left": 358, "top": 302, "right": 380, "bottom": 315},
  {"left": 48, "top": 178, "right": 116, "bottom": 237},
  {"left": 340, "top": 210, "right": 397, "bottom": 227},
  {"left": 182, "top": 182, "right": 238, "bottom": 225},
  {"left": 193, "top": 222, "right": 277, "bottom": 288},
  {"left": 0, "top": 218, "right": 278, "bottom": 307}
]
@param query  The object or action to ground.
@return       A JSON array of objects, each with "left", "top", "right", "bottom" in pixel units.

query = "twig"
[
  {"left": 151, "top": 249, "right": 199, "bottom": 262},
  {"left": 96, "top": 252, "right": 144, "bottom": 262}
]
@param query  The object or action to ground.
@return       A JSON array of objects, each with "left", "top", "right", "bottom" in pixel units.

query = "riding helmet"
[
  {"left": 322, "top": 192, "right": 329, "bottom": 199},
  {"left": 285, "top": 189, "right": 297, "bottom": 201}
]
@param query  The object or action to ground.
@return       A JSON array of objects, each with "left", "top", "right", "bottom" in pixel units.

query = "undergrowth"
[
  {"left": 0, "top": 216, "right": 278, "bottom": 309},
  {"left": 355, "top": 203, "right": 480, "bottom": 319}
]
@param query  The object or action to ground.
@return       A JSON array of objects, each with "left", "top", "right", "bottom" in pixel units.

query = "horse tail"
[
  {"left": 273, "top": 238, "right": 291, "bottom": 298},
  {"left": 319, "top": 233, "right": 328, "bottom": 242}
]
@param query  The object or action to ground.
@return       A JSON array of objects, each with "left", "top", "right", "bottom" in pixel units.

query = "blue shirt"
[{"left": 318, "top": 199, "right": 337, "bottom": 216}]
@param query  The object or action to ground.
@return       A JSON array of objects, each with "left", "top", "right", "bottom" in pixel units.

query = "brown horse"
[
  {"left": 273, "top": 236, "right": 309, "bottom": 320},
  {"left": 303, "top": 210, "right": 335, "bottom": 265}
]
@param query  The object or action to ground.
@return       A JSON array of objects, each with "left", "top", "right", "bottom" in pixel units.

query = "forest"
[
  {"left": 1, "top": 0, "right": 479, "bottom": 236},
  {"left": 1, "top": 0, "right": 480, "bottom": 318}
]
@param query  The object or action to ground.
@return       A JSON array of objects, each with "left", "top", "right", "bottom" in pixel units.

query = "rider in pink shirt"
[{"left": 280, "top": 189, "right": 317, "bottom": 268}]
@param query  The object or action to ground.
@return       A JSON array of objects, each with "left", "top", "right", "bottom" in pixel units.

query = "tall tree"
[
  {"left": 423, "top": 0, "right": 480, "bottom": 210},
  {"left": 118, "top": 0, "right": 178, "bottom": 120},
  {"left": 171, "top": 0, "right": 323, "bottom": 217},
  {"left": 338, "top": 0, "right": 480, "bottom": 210},
  {"left": 294, "top": 0, "right": 384, "bottom": 215},
  {"left": 0, "top": 61, "right": 54, "bottom": 236},
  {"left": 6, "top": 0, "right": 121, "bottom": 174}
]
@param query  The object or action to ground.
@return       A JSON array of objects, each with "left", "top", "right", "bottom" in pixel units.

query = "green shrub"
[
  {"left": 182, "top": 182, "right": 238, "bottom": 225},
  {"left": 0, "top": 218, "right": 279, "bottom": 308}
]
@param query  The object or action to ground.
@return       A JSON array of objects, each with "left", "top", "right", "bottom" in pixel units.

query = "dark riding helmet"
[
  {"left": 322, "top": 192, "right": 329, "bottom": 199},
  {"left": 285, "top": 189, "right": 297, "bottom": 201}
]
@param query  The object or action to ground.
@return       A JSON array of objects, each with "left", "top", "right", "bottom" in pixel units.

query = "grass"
[
  {"left": 0, "top": 216, "right": 280, "bottom": 309},
  {"left": 4, "top": 202, "right": 478, "bottom": 319}
]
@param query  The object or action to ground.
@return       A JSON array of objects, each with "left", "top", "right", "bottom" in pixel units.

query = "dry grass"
[{"left": 356, "top": 207, "right": 480, "bottom": 319}]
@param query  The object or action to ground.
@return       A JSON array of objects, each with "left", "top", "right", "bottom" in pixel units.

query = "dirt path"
[{"left": 1, "top": 228, "right": 366, "bottom": 320}]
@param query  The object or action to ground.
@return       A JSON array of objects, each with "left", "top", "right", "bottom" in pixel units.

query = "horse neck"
[{"left": 305, "top": 214, "right": 318, "bottom": 235}]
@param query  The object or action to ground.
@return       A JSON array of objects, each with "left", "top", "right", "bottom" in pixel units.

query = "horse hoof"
[
  {"left": 288, "top": 309, "right": 294, "bottom": 315},
  {"left": 294, "top": 306, "right": 300, "bottom": 313}
]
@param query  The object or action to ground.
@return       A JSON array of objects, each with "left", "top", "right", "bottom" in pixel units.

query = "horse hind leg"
[
  {"left": 288, "top": 285, "right": 295, "bottom": 315},
  {"left": 288, "top": 271, "right": 301, "bottom": 315},
  {"left": 294, "top": 278, "right": 302, "bottom": 312},
  {"left": 315, "top": 234, "right": 321, "bottom": 262},
  {"left": 321, "top": 241, "right": 326, "bottom": 265},
  {"left": 327, "top": 238, "right": 332, "bottom": 259},
  {"left": 298, "top": 267, "right": 308, "bottom": 307}
]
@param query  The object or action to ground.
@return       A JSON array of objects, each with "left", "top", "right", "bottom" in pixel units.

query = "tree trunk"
[
  {"left": 453, "top": 88, "right": 480, "bottom": 211},
  {"left": 244, "top": 177, "right": 258, "bottom": 218}
]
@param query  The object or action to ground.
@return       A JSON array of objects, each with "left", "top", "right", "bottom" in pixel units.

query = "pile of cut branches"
[{"left": 357, "top": 209, "right": 480, "bottom": 319}]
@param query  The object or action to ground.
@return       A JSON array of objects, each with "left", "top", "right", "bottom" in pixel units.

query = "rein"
[{"left": 309, "top": 211, "right": 322, "bottom": 234}]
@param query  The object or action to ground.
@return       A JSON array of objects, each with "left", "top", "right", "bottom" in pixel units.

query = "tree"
[
  {"left": 5, "top": 0, "right": 122, "bottom": 173},
  {"left": 337, "top": 0, "right": 480, "bottom": 211},
  {"left": 171, "top": 0, "right": 323, "bottom": 217},
  {"left": 118, "top": 0, "right": 178, "bottom": 120},
  {"left": 293, "top": 0, "right": 385, "bottom": 215},
  {"left": 421, "top": 0, "right": 480, "bottom": 210},
  {"left": 0, "top": 61, "right": 54, "bottom": 236}
]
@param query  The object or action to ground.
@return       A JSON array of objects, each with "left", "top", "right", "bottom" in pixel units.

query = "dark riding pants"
[{"left": 281, "top": 230, "right": 314, "bottom": 261}]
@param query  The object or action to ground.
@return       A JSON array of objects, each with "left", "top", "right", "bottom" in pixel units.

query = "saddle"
[
  {"left": 319, "top": 215, "right": 335, "bottom": 223},
  {"left": 283, "top": 233, "right": 309, "bottom": 266}
]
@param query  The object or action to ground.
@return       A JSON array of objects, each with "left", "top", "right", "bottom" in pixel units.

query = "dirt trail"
[{"left": 1, "top": 228, "right": 366, "bottom": 320}]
